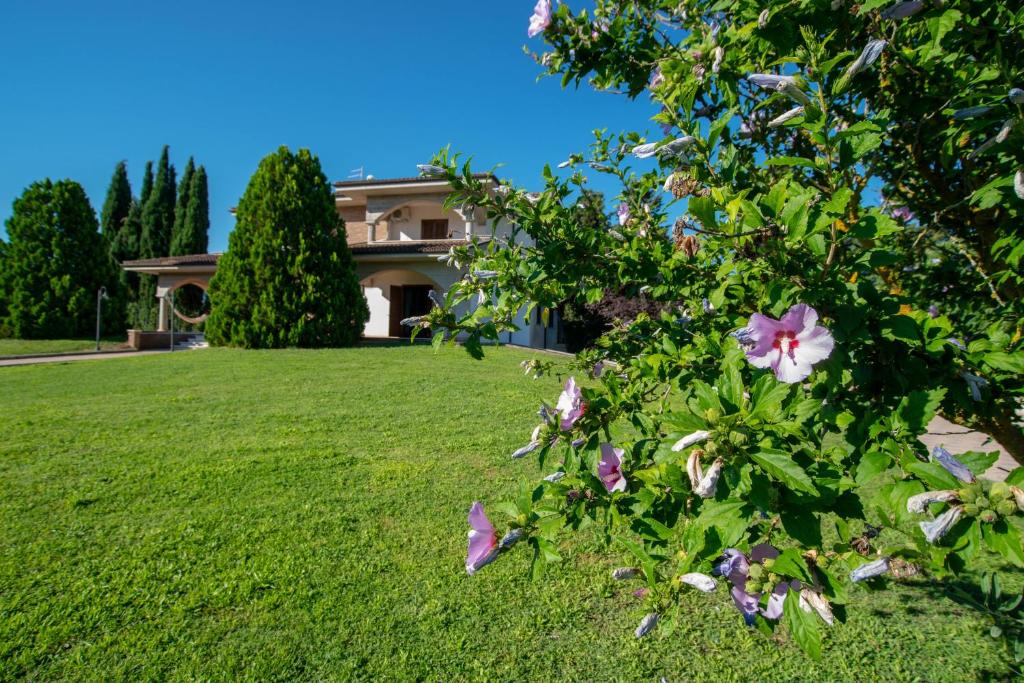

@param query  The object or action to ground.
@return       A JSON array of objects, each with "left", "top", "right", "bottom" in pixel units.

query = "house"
[{"left": 121, "top": 174, "right": 565, "bottom": 350}]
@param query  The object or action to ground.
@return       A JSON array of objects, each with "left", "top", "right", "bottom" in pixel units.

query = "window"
[{"left": 421, "top": 219, "right": 449, "bottom": 240}]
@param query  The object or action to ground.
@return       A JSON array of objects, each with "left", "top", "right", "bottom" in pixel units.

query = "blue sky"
[{"left": 0, "top": 0, "right": 655, "bottom": 252}]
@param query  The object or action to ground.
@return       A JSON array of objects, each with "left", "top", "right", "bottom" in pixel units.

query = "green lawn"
[
  {"left": 0, "top": 338, "right": 129, "bottom": 358},
  {"left": 0, "top": 346, "right": 1018, "bottom": 681}
]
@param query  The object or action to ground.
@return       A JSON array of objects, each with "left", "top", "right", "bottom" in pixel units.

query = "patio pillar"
[{"left": 157, "top": 295, "right": 169, "bottom": 332}]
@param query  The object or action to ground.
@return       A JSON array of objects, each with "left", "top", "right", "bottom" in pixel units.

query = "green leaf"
[
  {"left": 781, "top": 508, "right": 823, "bottom": 547},
  {"left": 906, "top": 461, "right": 960, "bottom": 491},
  {"left": 694, "top": 500, "right": 751, "bottom": 549},
  {"left": 881, "top": 315, "right": 921, "bottom": 345},
  {"left": 855, "top": 449, "right": 892, "bottom": 485},
  {"left": 784, "top": 588, "right": 822, "bottom": 660},
  {"left": 958, "top": 451, "right": 999, "bottom": 477},
  {"left": 894, "top": 388, "right": 946, "bottom": 435},
  {"left": 984, "top": 352, "right": 1024, "bottom": 374},
  {"left": 773, "top": 548, "right": 814, "bottom": 583},
  {"left": 982, "top": 521, "right": 1024, "bottom": 568},
  {"left": 750, "top": 449, "right": 818, "bottom": 494},
  {"left": 765, "top": 156, "right": 817, "bottom": 169},
  {"left": 1006, "top": 468, "right": 1024, "bottom": 487},
  {"left": 822, "top": 188, "right": 853, "bottom": 215},
  {"left": 748, "top": 374, "right": 793, "bottom": 421}
]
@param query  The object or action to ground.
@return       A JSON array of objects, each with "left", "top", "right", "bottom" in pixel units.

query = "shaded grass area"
[
  {"left": 0, "top": 338, "right": 128, "bottom": 358},
  {"left": 0, "top": 346, "right": 1018, "bottom": 681}
]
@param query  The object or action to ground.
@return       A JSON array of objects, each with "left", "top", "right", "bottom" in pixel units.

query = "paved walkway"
[
  {"left": 0, "top": 349, "right": 171, "bottom": 367},
  {"left": 920, "top": 415, "right": 1017, "bottom": 481}
]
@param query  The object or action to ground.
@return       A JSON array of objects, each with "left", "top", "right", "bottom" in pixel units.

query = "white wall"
[
  {"left": 358, "top": 263, "right": 463, "bottom": 337},
  {"left": 384, "top": 204, "right": 470, "bottom": 241}
]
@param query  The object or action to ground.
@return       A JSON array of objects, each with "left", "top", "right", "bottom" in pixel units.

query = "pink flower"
[
  {"left": 737, "top": 304, "right": 834, "bottom": 383},
  {"left": 528, "top": 0, "right": 552, "bottom": 38},
  {"left": 617, "top": 203, "right": 631, "bottom": 226},
  {"left": 466, "top": 501, "right": 499, "bottom": 575},
  {"left": 555, "top": 377, "right": 585, "bottom": 430},
  {"left": 598, "top": 443, "right": 628, "bottom": 493}
]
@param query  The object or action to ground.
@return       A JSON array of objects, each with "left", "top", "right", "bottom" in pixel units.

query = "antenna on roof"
[{"left": 348, "top": 166, "right": 364, "bottom": 180}]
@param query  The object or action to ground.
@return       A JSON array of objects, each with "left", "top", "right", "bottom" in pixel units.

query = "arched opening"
[
  {"left": 359, "top": 268, "right": 441, "bottom": 338},
  {"left": 169, "top": 280, "right": 211, "bottom": 329}
]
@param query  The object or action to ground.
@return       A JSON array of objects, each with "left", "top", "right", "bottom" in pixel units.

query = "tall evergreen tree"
[
  {"left": 117, "top": 198, "right": 144, "bottom": 328},
  {"left": 178, "top": 165, "right": 209, "bottom": 255},
  {"left": 169, "top": 157, "right": 195, "bottom": 256},
  {"left": 0, "top": 238, "right": 8, "bottom": 336},
  {"left": 140, "top": 161, "right": 154, "bottom": 207},
  {"left": 137, "top": 146, "right": 176, "bottom": 329},
  {"left": 1, "top": 179, "right": 120, "bottom": 338},
  {"left": 100, "top": 161, "right": 132, "bottom": 244},
  {"left": 206, "top": 147, "right": 367, "bottom": 348}
]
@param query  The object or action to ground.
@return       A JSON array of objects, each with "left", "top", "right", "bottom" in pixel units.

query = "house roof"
[
  {"left": 122, "top": 253, "right": 222, "bottom": 269},
  {"left": 348, "top": 240, "right": 470, "bottom": 255},
  {"left": 333, "top": 173, "right": 495, "bottom": 189}
]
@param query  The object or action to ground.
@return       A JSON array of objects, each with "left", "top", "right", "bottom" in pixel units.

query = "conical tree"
[
  {"left": 137, "top": 146, "right": 176, "bottom": 329},
  {"left": 180, "top": 165, "right": 209, "bottom": 255},
  {"left": 140, "top": 161, "right": 154, "bottom": 206},
  {"left": 206, "top": 146, "right": 368, "bottom": 348},
  {"left": 169, "top": 157, "right": 195, "bottom": 256},
  {"left": 1, "top": 179, "right": 120, "bottom": 338},
  {"left": 100, "top": 161, "right": 132, "bottom": 244},
  {"left": 116, "top": 198, "right": 144, "bottom": 327}
]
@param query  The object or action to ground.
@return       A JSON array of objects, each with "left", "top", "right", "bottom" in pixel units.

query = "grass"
[
  {"left": 0, "top": 345, "right": 1018, "bottom": 681},
  {"left": 0, "top": 338, "right": 129, "bottom": 358}
]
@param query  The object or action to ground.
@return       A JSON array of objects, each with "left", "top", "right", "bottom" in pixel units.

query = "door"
[
  {"left": 401, "top": 285, "right": 433, "bottom": 338},
  {"left": 388, "top": 286, "right": 404, "bottom": 337}
]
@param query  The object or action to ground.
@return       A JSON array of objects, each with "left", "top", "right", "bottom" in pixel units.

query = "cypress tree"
[
  {"left": 1, "top": 179, "right": 119, "bottom": 338},
  {"left": 0, "top": 238, "right": 8, "bottom": 337},
  {"left": 181, "top": 165, "right": 210, "bottom": 255},
  {"left": 169, "top": 157, "right": 195, "bottom": 255},
  {"left": 206, "top": 146, "right": 368, "bottom": 348},
  {"left": 140, "top": 161, "right": 154, "bottom": 206},
  {"left": 100, "top": 161, "right": 132, "bottom": 244},
  {"left": 118, "top": 198, "right": 144, "bottom": 328},
  {"left": 137, "top": 146, "right": 176, "bottom": 329}
]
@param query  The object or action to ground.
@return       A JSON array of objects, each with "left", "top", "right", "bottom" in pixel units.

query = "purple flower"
[
  {"left": 880, "top": 0, "right": 923, "bottom": 19},
  {"left": 920, "top": 505, "right": 964, "bottom": 544},
  {"left": 930, "top": 446, "right": 975, "bottom": 483},
  {"left": 617, "top": 203, "right": 631, "bottom": 226},
  {"left": 635, "top": 613, "right": 659, "bottom": 638},
  {"left": 952, "top": 105, "right": 992, "bottom": 121},
  {"left": 746, "top": 74, "right": 810, "bottom": 106},
  {"left": 466, "top": 502, "right": 499, "bottom": 575},
  {"left": 890, "top": 206, "right": 915, "bottom": 222},
  {"left": 927, "top": 304, "right": 939, "bottom": 318},
  {"left": 499, "top": 528, "right": 525, "bottom": 550},
  {"left": 650, "top": 66, "right": 664, "bottom": 89},
  {"left": 598, "top": 443, "right": 628, "bottom": 493},
  {"left": 739, "top": 304, "right": 835, "bottom": 383},
  {"left": 555, "top": 377, "right": 585, "bottom": 430},
  {"left": 714, "top": 545, "right": 798, "bottom": 625},
  {"left": 960, "top": 371, "right": 988, "bottom": 402},
  {"left": 843, "top": 39, "right": 887, "bottom": 79},
  {"left": 1010, "top": 88, "right": 1024, "bottom": 105},
  {"left": 527, "top": 0, "right": 552, "bottom": 38},
  {"left": 592, "top": 360, "right": 605, "bottom": 378},
  {"left": 947, "top": 337, "right": 966, "bottom": 351},
  {"left": 850, "top": 557, "right": 890, "bottom": 582}
]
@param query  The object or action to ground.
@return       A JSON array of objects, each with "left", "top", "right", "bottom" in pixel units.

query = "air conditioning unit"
[{"left": 391, "top": 208, "right": 410, "bottom": 222}]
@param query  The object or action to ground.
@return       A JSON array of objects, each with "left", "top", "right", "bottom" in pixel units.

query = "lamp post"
[{"left": 95, "top": 286, "right": 108, "bottom": 351}]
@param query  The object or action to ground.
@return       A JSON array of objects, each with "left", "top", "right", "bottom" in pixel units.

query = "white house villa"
[{"left": 121, "top": 174, "right": 565, "bottom": 350}]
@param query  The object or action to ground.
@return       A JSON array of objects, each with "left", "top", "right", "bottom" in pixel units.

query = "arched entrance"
[
  {"left": 167, "top": 279, "right": 211, "bottom": 326},
  {"left": 358, "top": 268, "right": 442, "bottom": 338}
]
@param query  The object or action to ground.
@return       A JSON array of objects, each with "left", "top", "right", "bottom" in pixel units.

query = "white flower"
[
  {"left": 679, "top": 572, "right": 717, "bottom": 592},
  {"left": 757, "top": 9, "right": 770, "bottom": 28},
  {"left": 712, "top": 46, "right": 724, "bottom": 74},
  {"left": 635, "top": 613, "right": 659, "bottom": 638},
  {"left": 1015, "top": 170, "right": 1024, "bottom": 200},
  {"left": 672, "top": 430, "right": 710, "bottom": 451},
  {"left": 767, "top": 106, "right": 805, "bottom": 128},
  {"left": 416, "top": 164, "right": 446, "bottom": 177},
  {"left": 906, "top": 490, "right": 959, "bottom": 514},
  {"left": 850, "top": 557, "right": 890, "bottom": 582},
  {"left": 844, "top": 39, "right": 887, "bottom": 79}
]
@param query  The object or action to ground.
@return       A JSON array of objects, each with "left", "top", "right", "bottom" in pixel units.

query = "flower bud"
[
  {"left": 920, "top": 506, "right": 964, "bottom": 543},
  {"left": 748, "top": 563, "right": 765, "bottom": 580},
  {"left": 996, "top": 500, "right": 1017, "bottom": 517},
  {"left": 979, "top": 509, "right": 998, "bottom": 524},
  {"left": 962, "top": 503, "right": 979, "bottom": 517},
  {"left": 634, "top": 613, "right": 659, "bottom": 638},
  {"left": 990, "top": 482, "right": 1010, "bottom": 501},
  {"left": 757, "top": 9, "right": 769, "bottom": 28},
  {"left": 746, "top": 580, "right": 763, "bottom": 594},
  {"left": 907, "top": 490, "right": 959, "bottom": 514},
  {"left": 1010, "top": 486, "right": 1024, "bottom": 511},
  {"left": 761, "top": 557, "right": 775, "bottom": 570},
  {"left": 850, "top": 557, "right": 890, "bottom": 582},
  {"left": 975, "top": 496, "right": 990, "bottom": 509},
  {"left": 499, "top": 528, "right": 525, "bottom": 550},
  {"left": 543, "top": 471, "right": 566, "bottom": 483},
  {"left": 672, "top": 430, "right": 710, "bottom": 452},
  {"left": 679, "top": 572, "right": 717, "bottom": 592}
]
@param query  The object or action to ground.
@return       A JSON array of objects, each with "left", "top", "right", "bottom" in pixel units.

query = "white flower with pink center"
[{"left": 737, "top": 304, "right": 834, "bottom": 383}]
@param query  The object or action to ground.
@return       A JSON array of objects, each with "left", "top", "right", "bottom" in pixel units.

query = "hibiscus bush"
[{"left": 415, "top": 0, "right": 1024, "bottom": 660}]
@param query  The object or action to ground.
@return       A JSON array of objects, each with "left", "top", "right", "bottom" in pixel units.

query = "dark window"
[{"left": 421, "top": 219, "right": 449, "bottom": 240}]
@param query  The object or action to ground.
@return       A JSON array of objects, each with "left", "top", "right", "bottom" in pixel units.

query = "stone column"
[{"left": 157, "top": 295, "right": 168, "bottom": 332}]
